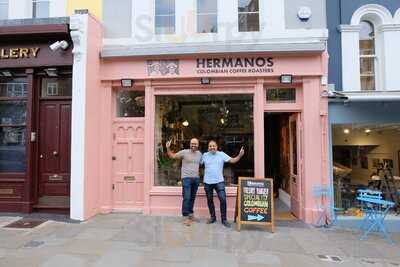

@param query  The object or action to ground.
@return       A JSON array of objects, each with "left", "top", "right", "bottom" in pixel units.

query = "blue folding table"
[{"left": 357, "top": 191, "right": 395, "bottom": 244}]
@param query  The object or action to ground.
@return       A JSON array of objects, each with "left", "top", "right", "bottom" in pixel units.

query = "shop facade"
[
  {"left": 69, "top": 11, "right": 330, "bottom": 223},
  {"left": 0, "top": 18, "right": 73, "bottom": 213}
]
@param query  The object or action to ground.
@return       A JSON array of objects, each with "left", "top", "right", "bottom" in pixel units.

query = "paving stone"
[
  {"left": 74, "top": 228, "right": 120, "bottom": 241},
  {"left": 149, "top": 247, "right": 194, "bottom": 262},
  {"left": 93, "top": 250, "right": 144, "bottom": 267},
  {"left": 62, "top": 239, "right": 112, "bottom": 255},
  {"left": 40, "top": 254, "right": 92, "bottom": 267}
]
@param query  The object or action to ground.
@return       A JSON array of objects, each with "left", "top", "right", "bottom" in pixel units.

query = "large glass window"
[
  {"left": 0, "top": 0, "right": 8, "bottom": 20},
  {"left": 155, "top": 94, "right": 254, "bottom": 186},
  {"left": 103, "top": 0, "right": 132, "bottom": 38},
  {"left": 32, "top": 0, "right": 50, "bottom": 18},
  {"left": 155, "top": 0, "right": 175, "bottom": 34},
  {"left": 238, "top": 0, "right": 259, "bottom": 32},
  {"left": 359, "top": 21, "right": 376, "bottom": 91},
  {"left": 197, "top": 0, "right": 217, "bottom": 33},
  {"left": 0, "top": 78, "right": 28, "bottom": 172}
]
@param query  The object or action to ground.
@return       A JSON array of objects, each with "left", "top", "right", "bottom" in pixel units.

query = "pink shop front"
[{"left": 82, "top": 51, "right": 330, "bottom": 224}]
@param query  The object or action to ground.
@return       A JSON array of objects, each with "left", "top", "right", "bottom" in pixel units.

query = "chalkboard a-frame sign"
[{"left": 235, "top": 177, "right": 275, "bottom": 232}]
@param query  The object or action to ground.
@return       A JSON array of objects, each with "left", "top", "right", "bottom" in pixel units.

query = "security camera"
[{"left": 49, "top": 40, "right": 69, "bottom": 51}]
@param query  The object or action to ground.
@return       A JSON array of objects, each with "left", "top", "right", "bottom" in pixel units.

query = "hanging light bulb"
[
  {"left": 182, "top": 120, "right": 189, "bottom": 127},
  {"left": 220, "top": 118, "right": 225, "bottom": 124}
]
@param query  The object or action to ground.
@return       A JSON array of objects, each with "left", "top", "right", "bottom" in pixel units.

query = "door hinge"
[{"left": 112, "top": 184, "right": 115, "bottom": 190}]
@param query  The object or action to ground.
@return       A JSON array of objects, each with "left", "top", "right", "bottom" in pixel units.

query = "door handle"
[
  {"left": 53, "top": 151, "right": 59, "bottom": 156},
  {"left": 40, "top": 154, "right": 44, "bottom": 159}
]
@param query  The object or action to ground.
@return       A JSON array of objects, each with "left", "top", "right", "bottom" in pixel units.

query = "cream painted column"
[
  {"left": 143, "top": 81, "right": 154, "bottom": 214},
  {"left": 70, "top": 14, "right": 89, "bottom": 221},
  {"left": 253, "top": 79, "right": 265, "bottom": 178},
  {"left": 338, "top": 25, "right": 361, "bottom": 91},
  {"left": 379, "top": 25, "right": 400, "bottom": 91}
]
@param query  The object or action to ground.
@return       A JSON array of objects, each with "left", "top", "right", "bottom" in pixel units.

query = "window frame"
[
  {"left": 196, "top": 0, "right": 218, "bottom": 33},
  {"left": 154, "top": 0, "right": 176, "bottom": 35},
  {"left": 32, "top": 0, "right": 50, "bottom": 19},
  {"left": 238, "top": 0, "right": 260, "bottom": 32},
  {"left": 359, "top": 20, "right": 377, "bottom": 91}
]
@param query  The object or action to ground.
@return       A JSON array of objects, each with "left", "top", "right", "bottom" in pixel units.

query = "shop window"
[
  {"left": 0, "top": 78, "right": 27, "bottom": 172},
  {"left": 197, "top": 0, "right": 217, "bottom": 33},
  {"left": 332, "top": 124, "right": 400, "bottom": 216},
  {"left": 32, "top": 0, "right": 50, "bottom": 18},
  {"left": 238, "top": 0, "right": 259, "bottom": 32},
  {"left": 116, "top": 90, "right": 145, "bottom": 117},
  {"left": 0, "top": 0, "right": 8, "bottom": 20},
  {"left": 103, "top": 0, "right": 132, "bottom": 38},
  {"left": 155, "top": 94, "right": 254, "bottom": 186},
  {"left": 266, "top": 88, "right": 296, "bottom": 102},
  {"left": 41, "top": 78, "right": 72, "bottom": 97},
  {"left": 359, "top": 21, "right": 376, "bottom": 91},
  {"left": 155, "top": 0, "right": 175, "bottom": 34}
]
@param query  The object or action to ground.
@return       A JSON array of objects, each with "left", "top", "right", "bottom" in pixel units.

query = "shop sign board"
[
  {"left": 235, "top": 177, "right": 275, "bottom": 232},
  {"left": 196, "top": 57, "right": 274, "bottom": 75}
]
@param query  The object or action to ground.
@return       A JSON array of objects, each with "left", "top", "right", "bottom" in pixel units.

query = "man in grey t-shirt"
[{"left": 166, "top": 138, "right": 202, "bottom": 226}]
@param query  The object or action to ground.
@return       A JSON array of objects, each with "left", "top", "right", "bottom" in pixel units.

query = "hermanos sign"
[{"left": 196, "top": 57, "right": 274, "bottom": 74}]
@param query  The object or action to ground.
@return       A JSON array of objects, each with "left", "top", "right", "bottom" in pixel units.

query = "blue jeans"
[
  {"left": 182, "top": 177, "right": 200, "bottom": 216},
  {"left": 204, "top": 182, "right": 227, "bottom": 221}
]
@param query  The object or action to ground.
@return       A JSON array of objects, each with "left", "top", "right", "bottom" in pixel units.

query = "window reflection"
[
  {"left": 197, "top": 0, "right": 218, "bottom": 33},
  {"left": 32, "top": 0, "right": 50, "bottom": 18},
  {"left": 116, "top": 90, "right": 145, "bottom": 117},
  {"left": 155, "top": 0, "right": 175, "bottom": 34},
  {"left": 359, "top": 20, "right": 376, "bottom": 91},
  {"left": 238, "top": 0, "right": 259, "bottom": 32},
  {"left": 155, "top": 94, "right": 254, "bottom": 186}
]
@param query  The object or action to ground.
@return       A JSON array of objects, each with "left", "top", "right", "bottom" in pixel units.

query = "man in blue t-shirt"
[{"left": 201, "top": 140, "right": 244, "bottom": 227}]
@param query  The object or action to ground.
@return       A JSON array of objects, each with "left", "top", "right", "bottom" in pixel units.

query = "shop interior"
[
  {"left": 264, "top": 112, "right": 296, "bottom": 218},
  {"left": 332, "top": 124, "right": 400, "bottom": 215},
  {"left": 155, "top": 94, "right": 254, "bottom": 187}
]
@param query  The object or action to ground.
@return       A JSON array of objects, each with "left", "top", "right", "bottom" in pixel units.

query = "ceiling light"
[
  {"left": 44, "top": 68, "right": 58, "bottom": 77},
  {"left": 0, "top": 70, "right": 12, "bottom": 77},
  {"left": 344, "top": 128, "right": 350, "bottom": 134},
  {"left": 182, "top": 120, "right": 189, "bottom": 127},
  {"left": 365, "top": 129, "right": 371, "bottom": 133},
  {"left": 280, "top": 74, "right": 293, "bottom": 84}
]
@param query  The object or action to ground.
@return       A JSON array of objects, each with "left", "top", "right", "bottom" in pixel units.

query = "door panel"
[
  {"left": 289, "top": 114, "right": 301, "bottom": 218},
  {"left": 112, "top": 120, "right": 145, "bottom": 209},
  {"left": 38, "top": 101, "right": 71, "bottom": 197}
]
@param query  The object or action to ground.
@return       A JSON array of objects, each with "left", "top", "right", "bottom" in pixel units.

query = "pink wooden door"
[
  {"left": 112, "top": 119, "right": 145, "bottom": 210},
  {"left": 289, "top": 114, "right": 302, "bottom": 218}
]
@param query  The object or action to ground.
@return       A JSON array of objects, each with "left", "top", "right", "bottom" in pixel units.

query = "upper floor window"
[
  {"left": 0, "top": 0, "right": 8, "bottom": 20},
  {"left": 32, "top": 0, "right": 50, "bottom": 18},
  {"left": 359, "top": 20, "right": 376, "bottom": 91},
  {"left": 238, "top": 0, "right": 259, "bottom": 32},
  {"left": 155, "top": 0, "right": 175, "bottom": 34},
  {"left": 197, "top": 0, "right": 217, "bottom": 33},
  {"left": 103, "top": 0, "right": 132, "bottom": 38}
]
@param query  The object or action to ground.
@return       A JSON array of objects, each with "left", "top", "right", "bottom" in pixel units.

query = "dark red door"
[{"left": 38, "top": 101, "right": 71, "bottom": 197}]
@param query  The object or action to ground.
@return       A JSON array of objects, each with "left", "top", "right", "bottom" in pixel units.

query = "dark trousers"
[
  {"left": 182, "top": 177, "right": 200, "bottom": 216},
  {"left": 204, "top": 182, "right": 227, "bottom": 221}
]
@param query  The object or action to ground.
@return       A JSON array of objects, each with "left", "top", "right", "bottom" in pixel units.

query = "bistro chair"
[{"left": 356, "top": 189, "right": 395, "bottom": 244}]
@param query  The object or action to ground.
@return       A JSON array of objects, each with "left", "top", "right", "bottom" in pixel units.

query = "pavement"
[{"left": 0, "top": 213, "right": 399, "bottom": 267}]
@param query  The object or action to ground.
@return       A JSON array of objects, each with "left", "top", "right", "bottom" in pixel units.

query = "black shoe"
[
  {"left": 222, "top": 220, "right": 231, "bottom": 228},
  {"left": 206, "top": 218, "right": 216, "bottom": 224}
]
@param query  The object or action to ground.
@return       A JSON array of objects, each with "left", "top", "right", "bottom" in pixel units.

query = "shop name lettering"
[
  {"left": 243, "top": 186, "right": 269, "bottom": 215},
  {"left": 196, "top": 57, "right": 274, "bottom": 74},
  {"left": 0, "top": 48, "right": 40, "bottom": 59}
]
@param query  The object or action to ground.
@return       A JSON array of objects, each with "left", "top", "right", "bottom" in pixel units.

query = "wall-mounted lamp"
[
  {"left": 201, "top": 77, "right": 211, "bottom": 85},
  {"left": 0, "top": 70, "right": 12, "bottom": 77},
  {"left": 121, "top": 79, "right": 134, "bottom": 88},
  {"left": 44, "top": 68, "right": 58, "bottom": 77},
  {"left": 280, "top": 74, "right": 293, "bottom": 84},
  {"left": 49, "top": 40, "right": 69, "bottom": 51}
]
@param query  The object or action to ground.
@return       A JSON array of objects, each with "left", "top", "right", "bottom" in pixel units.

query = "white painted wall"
[
  {"left": 105, "top": 0, "right": 327, "bottom": 45},
  {"left": 340, "top": 4, "right": 400, "bottom": 92}
]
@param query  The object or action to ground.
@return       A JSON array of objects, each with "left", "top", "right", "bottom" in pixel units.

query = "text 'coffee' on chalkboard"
[{"left": 235, "top": 177, "right": 275, "bottom": 232}]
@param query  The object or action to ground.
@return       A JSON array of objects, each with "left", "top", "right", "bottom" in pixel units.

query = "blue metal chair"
[
  {"left": 356, "top": 189, "right": 395, "bottom": 244},
  {"left": 313, "top": 185, "right": 342, "bottom": 227}
]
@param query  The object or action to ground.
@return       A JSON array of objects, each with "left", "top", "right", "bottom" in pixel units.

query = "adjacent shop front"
[
  {"left": 81, "top": 49, "right": 329, "bottom": 224},
  {"left": 0, "top": 20, "right": 73, "bottom": 213}
]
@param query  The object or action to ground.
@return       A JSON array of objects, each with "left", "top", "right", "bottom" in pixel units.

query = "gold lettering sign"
[
  {"left": 0, "top": 189, "right": 14, "bottom": 195},
  {"left": 0, "top": 48, "right": 40, "bottom": 59}
]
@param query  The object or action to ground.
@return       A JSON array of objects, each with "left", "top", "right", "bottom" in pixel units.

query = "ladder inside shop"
[{"left": 378, "top": 164, "right": 400, "bottom": 214}]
